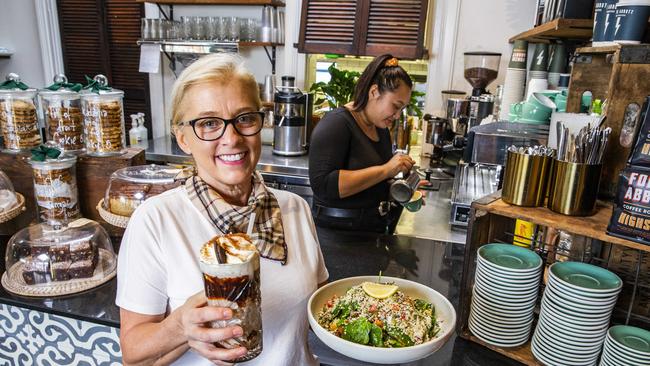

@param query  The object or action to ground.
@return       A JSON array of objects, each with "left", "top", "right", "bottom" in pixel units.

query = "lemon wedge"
[{"left": 362, "top": 282, "right": 398, "bottom": 299}]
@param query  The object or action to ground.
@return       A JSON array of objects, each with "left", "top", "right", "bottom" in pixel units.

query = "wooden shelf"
[
  {"left": 472, "top": 195, "right": 650, "bottom": 252},
  {"left": 509, "top": 18, "right": 593, "bottom": 43},
  {"left": 575, "top": 45, "right": 620, "bottom": 54},
  {"left": 137, "top": 0, "right": 285, "bottom": 6}
]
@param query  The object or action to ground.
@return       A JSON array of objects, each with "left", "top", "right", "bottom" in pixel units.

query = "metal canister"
[
  {"left": 502, "top": 150, "right": 553, "bottom": 207},
  {"left": 548, "top": 161, "right": 602, "bottom": 216}
]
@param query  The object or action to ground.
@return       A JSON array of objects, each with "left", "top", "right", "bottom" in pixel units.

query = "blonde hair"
[{"left": 169, "top": 53, "right": 261, "bottom": 130}]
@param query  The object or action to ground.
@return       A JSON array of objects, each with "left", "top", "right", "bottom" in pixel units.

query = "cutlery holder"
[
  {"left": 502, "top": 150, "right": 553, "bottom": 207},
  {"left": 548, "top": 161, "right": 602, "bottom": 216}
]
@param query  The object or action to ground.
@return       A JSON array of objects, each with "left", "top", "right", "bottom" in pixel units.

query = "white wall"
[
  {"left": 0, "top": 0, "right": 46, "bottom": 87},
  {"left": 449, "top": 0, "right": 537, "bottom": 93},
  {"left": 425, "top": 0, "right": 538, "bottom": 114}
]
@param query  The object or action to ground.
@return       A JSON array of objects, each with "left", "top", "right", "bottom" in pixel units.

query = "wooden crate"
[
  {"left": 0, "top": 148, "right": 145, "bottom": 238},
  {"left": 458, "top": 193, "right": 650, "bottom": 365},
  {"left": 567, "top": 44, "right": 650, "bottom": 198}
]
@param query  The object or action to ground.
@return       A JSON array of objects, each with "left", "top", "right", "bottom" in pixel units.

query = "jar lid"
[
  {"left": 28, "top": 154, "right": 77, "bottom": 169},
  {"left": 39, "top": 74, "right": 82, "bottom": 98},
  {"left": 79, "top": 74, "right": 123, "bottom": 98},
  {"left": 112, "top": 164, "right": 181, "bottom": 184},
  {"left": 0, "top": 73, "right": 37, "bottom": 98}
]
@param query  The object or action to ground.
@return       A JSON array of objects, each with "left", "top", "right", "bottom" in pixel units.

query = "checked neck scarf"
[{"left": 185, "top": 171, "right": 287, "bottom": 265}]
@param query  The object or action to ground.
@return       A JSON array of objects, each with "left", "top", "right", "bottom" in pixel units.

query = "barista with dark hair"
[{"left": 309, "top": 54, "right": 415, "bottom": 233}]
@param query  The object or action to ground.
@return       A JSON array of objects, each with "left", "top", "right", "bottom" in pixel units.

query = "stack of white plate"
[
  {"left": 532, "top": 261, "right": 623, "bottom": 366},
  {"left": 469, "top": 243, "right": 542, "bottom": 348},
  {"left": 600, "top": 325, "right": 650, "bottom": 366}
]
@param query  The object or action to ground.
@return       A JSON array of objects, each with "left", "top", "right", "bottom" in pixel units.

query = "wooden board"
[
  {"left": 566, "top": 51, "right": 612, "bottom": 113},
  {"left": 509, "top": 18, "right": 593, "bottom": 43},
  {"left": 136, "top": 0, "right": 285, "bottom": 6},
  {"left": 567, "top": 45, "right": 650, "bottom": 198},
  {"left": 472, "top": 196, "right": 650, "bottom": 252},
  {"left": 0, "top": 149, "right": 145, "bottom": 239}
]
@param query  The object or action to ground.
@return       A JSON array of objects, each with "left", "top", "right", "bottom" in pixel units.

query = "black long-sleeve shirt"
[{"left": 309, "top": 107, "right": 393, "bottom": 210}]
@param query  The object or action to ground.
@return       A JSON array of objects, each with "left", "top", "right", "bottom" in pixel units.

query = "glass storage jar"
[
  {"left": 0, "top": 73, "right": 42, "bottom": 151},
  {"left": 103, "top": 164, "right": 181, "bottom": 217},
  {"left": 2, "top": 219, "right": 116, "bottom": 296},
  {"left": 39, "top": 75, "right": 84, "bottom": 153},
  {"left": 29, "top": 154, "right": 81, "bottom": 226},
  {"left": 80, "top": 75, "right": 126, "bottom": 156},
  {"left": 0, "top": 169, "right": 19, "bottom": 214}
]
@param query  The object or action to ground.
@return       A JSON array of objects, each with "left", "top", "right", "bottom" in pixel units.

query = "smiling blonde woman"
[{"left": 116, "top": 53, "right": 328, "bottom": 366}]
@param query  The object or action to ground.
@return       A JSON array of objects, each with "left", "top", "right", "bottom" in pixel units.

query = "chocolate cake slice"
[
  {"left": 49, "top": 244, "right": 70, "bottom": 262},
  {"left": 69, "top": 260, "right": 95, "bottom": 279},
  {"left": 22, "top": 257, "right": 50, "bottom": 285},
  {"left": 69, "top": 240, "right": 93, "bottom": 262},
  {"left": 50, "top": 261, "right": 71, "bottom": 281}
]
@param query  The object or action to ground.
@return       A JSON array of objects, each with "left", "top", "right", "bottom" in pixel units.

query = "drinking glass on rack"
[
  {"left": 215, "top": 17, "right": 226, "bottom": 41},
  {"left": 242, "top": 18, "right": 258, "bottom": 41},
  {"left": 141, "top": 18, "right": 152, "bottom": 40},
  {"left": 190, "top": 16, "right": 205, "bottom": 40},
  {"left": 207, "top": 16, "right": 219, "bottom": 40},
  {"left": 227, "top": 16, "right": 240, "bottom": 42},
  {"left": 180, "top": 16, "right": 192, "bottom": 40}
]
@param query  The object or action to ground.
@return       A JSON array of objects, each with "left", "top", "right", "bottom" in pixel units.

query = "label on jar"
[{"left": 34, "top": 179, "right": 77, "bottom": 201}]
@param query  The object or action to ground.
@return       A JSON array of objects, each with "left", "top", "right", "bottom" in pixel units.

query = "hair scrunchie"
[{"left": 384, "top": 57, "right": 399, "bottom": 67}]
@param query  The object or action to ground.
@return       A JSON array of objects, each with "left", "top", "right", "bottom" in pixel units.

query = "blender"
[{"left": 464, "top": 52, "right": 501, "bottom": 129}]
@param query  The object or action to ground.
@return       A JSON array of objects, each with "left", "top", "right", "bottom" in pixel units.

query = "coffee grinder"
[
  {"left": 464, "top": 52, "right": 501, "bottom": 129},
  {"left": 273, "top": 76, "right": 313, "bottom": 156}
]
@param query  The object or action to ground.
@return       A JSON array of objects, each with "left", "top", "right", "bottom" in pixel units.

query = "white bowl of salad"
[{"left": 308, "top": 275, "right": 456, "bottom": 364}]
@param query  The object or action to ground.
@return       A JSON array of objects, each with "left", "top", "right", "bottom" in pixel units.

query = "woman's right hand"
[
  {"left": 383, "top": 153, "right": 415, "bottom": 179},
  {"left": 179, "top": 292, "right": 247, "bottom": 365}
]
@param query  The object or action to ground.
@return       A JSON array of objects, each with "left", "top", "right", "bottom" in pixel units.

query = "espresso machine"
[
  {"left": 464, "top": 52, "right": 501, "bottom": 129},
  {"left": 273, "top": 76, "right": 313, "bottom": 156}
]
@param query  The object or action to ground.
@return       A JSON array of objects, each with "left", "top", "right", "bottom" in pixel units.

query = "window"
[{"left": 297, "top": 0, "right": 429, "bottom": 60}]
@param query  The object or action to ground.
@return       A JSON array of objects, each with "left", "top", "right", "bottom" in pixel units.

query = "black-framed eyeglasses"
[{"left": 179, "top": 111, "right": 265, "bottom": 141}]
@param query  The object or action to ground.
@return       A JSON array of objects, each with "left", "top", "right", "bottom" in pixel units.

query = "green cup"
[
  {"left": 555, "top": 90, "right": 568, "bottom": 112},
  {"left": 509, "top": 103, "right": 522, "bottom": 121},
  {"left": 403, "top": 190, "right": 423, "bottom": 212},
  {"left": 530, "top": 43, "right": 549, "bottom": 72},
  {"left": 539, "top": 89, "right": 561, "bottom": 103},
  {"left": 513, "top": 93, "right": 556, "bottom": 123}
]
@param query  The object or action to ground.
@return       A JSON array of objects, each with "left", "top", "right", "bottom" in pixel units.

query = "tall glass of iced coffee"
[{"left": 199, "top": 234, "right": 262, "bottom": 362}]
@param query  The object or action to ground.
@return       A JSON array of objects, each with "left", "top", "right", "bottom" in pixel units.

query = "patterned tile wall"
[{"left": 0, "top": 304, "right": 122, "bottom": 365}]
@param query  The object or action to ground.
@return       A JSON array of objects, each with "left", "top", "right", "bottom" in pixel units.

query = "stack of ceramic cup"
[
  {"left": 526, "top": 44, "right": 549, "bottom": 100},
  {"left": 532, "top": 262, "right": 622, "bottom": 366},
  {"left": 547, "top": 43, "right": 567, "bottom": 89},
  {"left": 499, "top": 40, "right": 528, "bottom": 121},
  {"left": 468, "top": 243, "right": 542, "bottom": 348},
  {"left": 600, "top": 325, "right": 650, "bottom": 365}
]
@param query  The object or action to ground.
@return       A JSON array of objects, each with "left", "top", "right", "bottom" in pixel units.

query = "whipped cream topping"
[{"left": 200, "top": 233, "right": 257, "bottom": 264}]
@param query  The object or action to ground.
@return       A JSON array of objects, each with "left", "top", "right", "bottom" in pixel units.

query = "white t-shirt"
[{"left": 116, "top": 187, "right": 329, "bottom": 366}]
